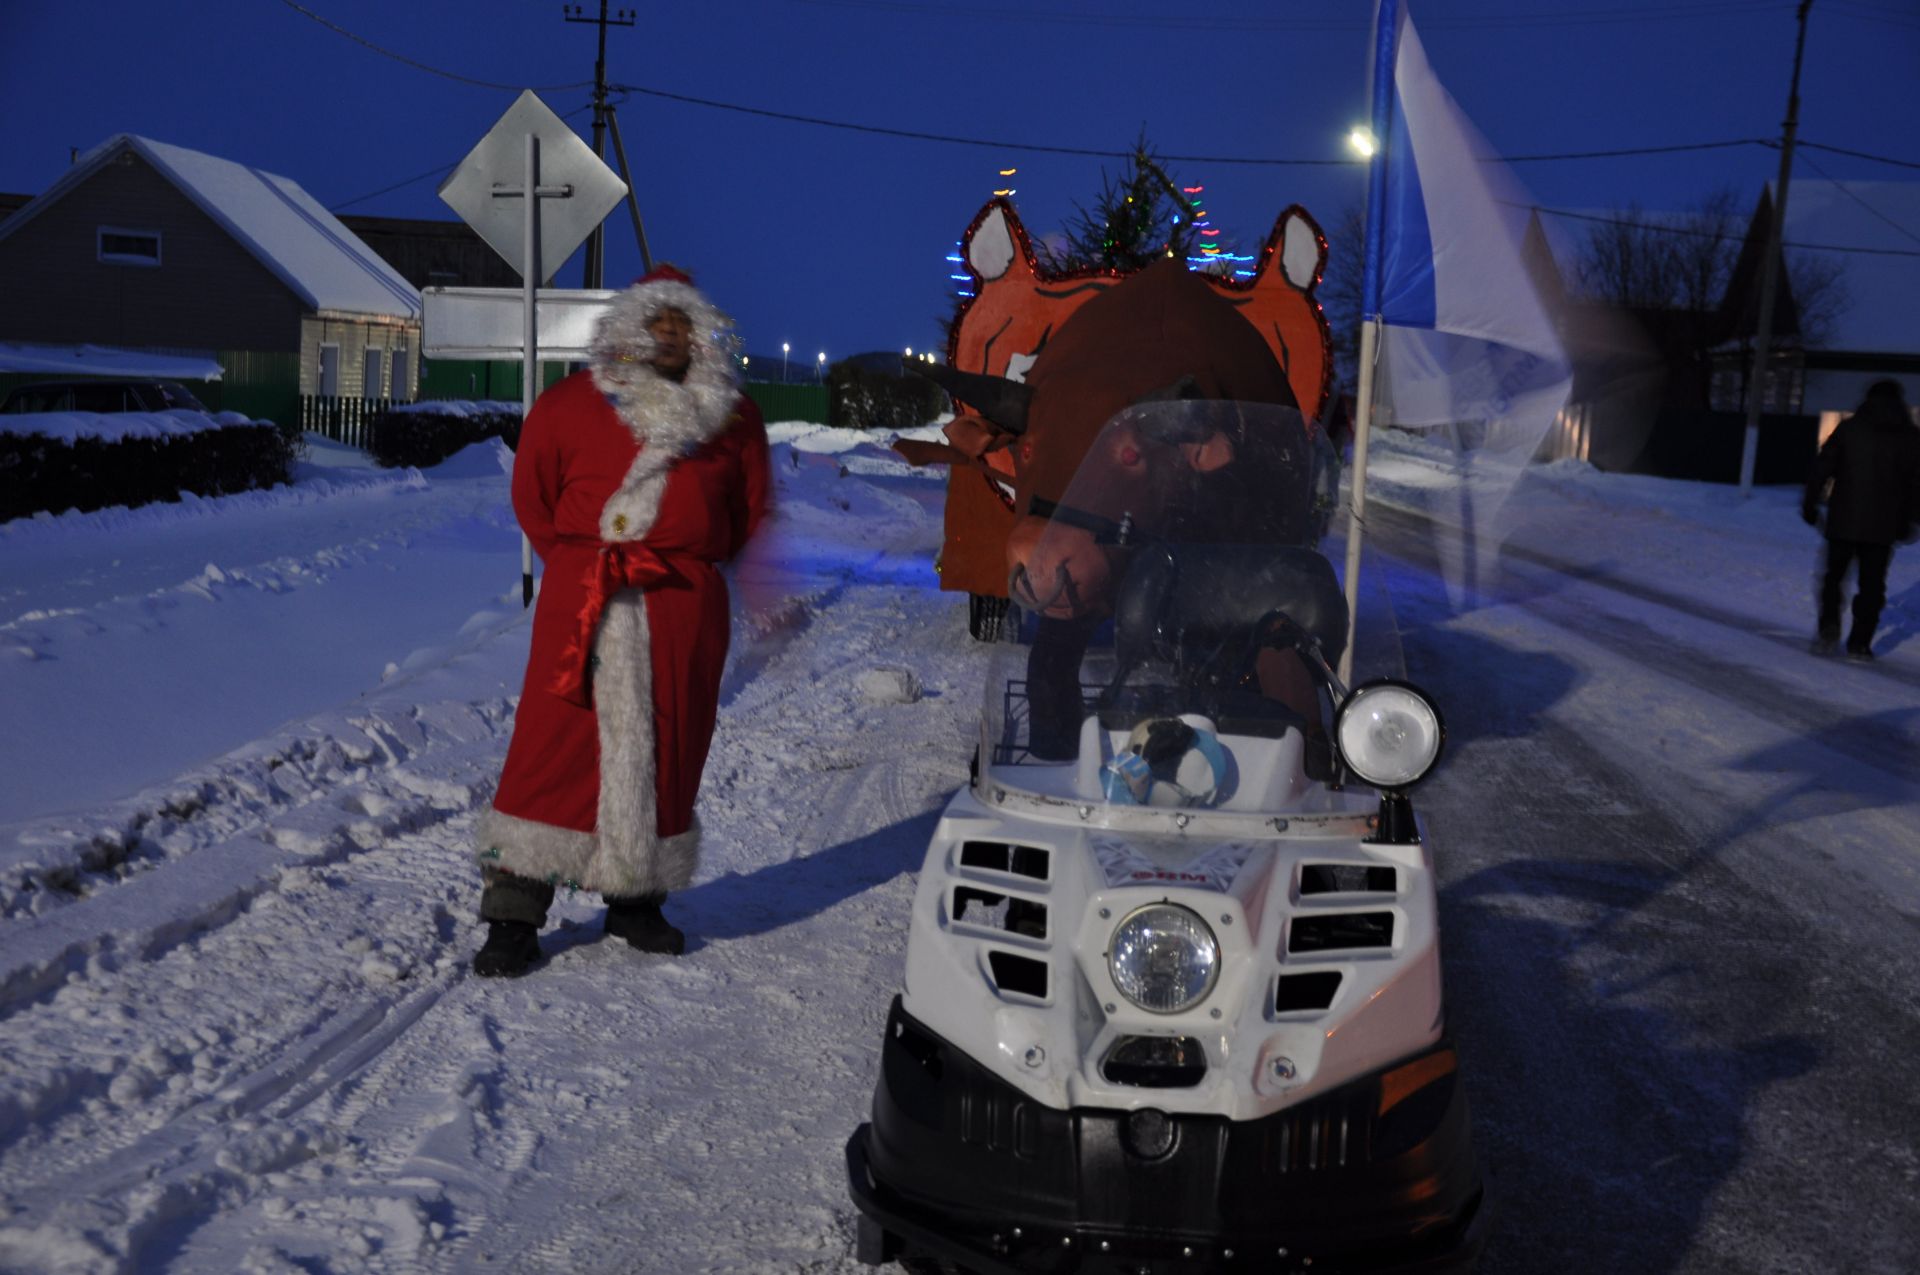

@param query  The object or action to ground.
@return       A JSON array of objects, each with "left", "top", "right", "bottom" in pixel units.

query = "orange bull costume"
[{"left": 897, "top": 198, "right": 1334, "bottom": 603}]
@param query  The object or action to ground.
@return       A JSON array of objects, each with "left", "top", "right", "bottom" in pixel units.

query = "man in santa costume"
[{"left": 472, "top": 264, "right": 770, "bottom": 977}]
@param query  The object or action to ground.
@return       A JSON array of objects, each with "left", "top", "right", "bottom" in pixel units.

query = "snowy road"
[
  {"left": 1366, "top": 496, "right": 1920, "bottom": 1274},
  {"left": 1, "top": 433, "right": 1916, "bottom": 1272}
]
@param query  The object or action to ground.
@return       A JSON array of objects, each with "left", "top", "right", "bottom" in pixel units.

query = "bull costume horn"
[{"left": 910, "top": 361, "right": 1032, "bottom": 437}]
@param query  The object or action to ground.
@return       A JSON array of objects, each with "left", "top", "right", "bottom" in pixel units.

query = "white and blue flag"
[{"left": 1363, "top": 0, "right": 1572, "bottom": 454}]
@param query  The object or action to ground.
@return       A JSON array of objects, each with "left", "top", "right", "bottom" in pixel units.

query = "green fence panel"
[
  {"left": 744, "top": 381, "right": 830, "bottom": 425},
  {"left": 419, "top": 359, "right": 568, "bottom": 403},
  {"left": 211, "top": 350, "right": 301, "bottom": 428}
]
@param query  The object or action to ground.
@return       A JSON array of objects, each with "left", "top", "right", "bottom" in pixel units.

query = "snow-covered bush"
[
  {"left": 0, "top": 411, "right": 294, "bottom": 522},
  {"left": 364, "top": 401, "right": 522, "bottom": 469}
]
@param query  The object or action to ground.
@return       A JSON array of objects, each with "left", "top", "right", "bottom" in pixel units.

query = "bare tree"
[
  {"left": 1786, "top": 250, "right": 1847, "bottom": 348},
  {"left": 1572, "top": 185, "right": 1844, "bottom": 347},
  {"left": 1318, "top": 201, "right": 1365, "bottom": 396}
]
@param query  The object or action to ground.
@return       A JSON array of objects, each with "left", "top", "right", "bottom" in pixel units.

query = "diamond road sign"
[{"left": 438, "top": 90, "right": 627, "bottom": 284}]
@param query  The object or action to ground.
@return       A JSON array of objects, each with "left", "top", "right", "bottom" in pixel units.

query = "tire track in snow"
[{"left": 0, "top": 454, "right": 957, "bottom": 1271}]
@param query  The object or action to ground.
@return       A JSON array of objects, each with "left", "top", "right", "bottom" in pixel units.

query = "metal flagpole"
[
  {"left": 1340, "top": 0, "right": 1402, "bottom": 688},
  {"left": 1341, "top": 318, "right": 1383, "bottom": 687}
]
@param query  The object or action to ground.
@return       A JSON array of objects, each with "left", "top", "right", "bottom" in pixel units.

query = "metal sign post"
[{"left": 438, "top": 90, "right": 628, "bottom": 607}]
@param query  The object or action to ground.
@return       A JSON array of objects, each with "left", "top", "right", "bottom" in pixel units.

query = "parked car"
[{"left": 0, "top": 379, "right": 210, "bottom": 414}]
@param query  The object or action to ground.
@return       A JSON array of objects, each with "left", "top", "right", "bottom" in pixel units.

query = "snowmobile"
[{"left": 847, "top": 400, "right": 1488, "bottom": 1273}]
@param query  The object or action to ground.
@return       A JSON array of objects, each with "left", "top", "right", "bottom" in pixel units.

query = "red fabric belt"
[{"left": 553, "top": 541, "right": 681, "bottom": 706}]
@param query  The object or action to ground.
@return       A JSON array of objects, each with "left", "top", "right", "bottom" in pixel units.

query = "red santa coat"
[{"left": 477, "top": 278, "right": 770, "bottom": 898}]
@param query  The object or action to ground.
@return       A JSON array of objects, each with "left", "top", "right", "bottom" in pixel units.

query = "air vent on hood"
[
  {"left": 1289, "top": 912, "right": 1395, "bottom": 953},
  {"left": 1300, "top": 864, "right": 1397, "bottom": 895},
  {"left": 961, "top": 840, "right": 1050, "bottom": 881},
  {"left": 987, "top": 950, "right": 1048, "bottom": 1000},
  {"left": 1275, "top": 971, "right": 1344, "bottom": 1012}
]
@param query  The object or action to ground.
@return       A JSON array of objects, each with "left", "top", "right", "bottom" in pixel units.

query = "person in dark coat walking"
[{"left": 1802, "top": 379, "right": 1920, "bottom": 660}]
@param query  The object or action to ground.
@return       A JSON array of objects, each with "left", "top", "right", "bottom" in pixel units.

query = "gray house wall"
[{"left": 0, "top": 150, "right": 308, "bottom": 351}]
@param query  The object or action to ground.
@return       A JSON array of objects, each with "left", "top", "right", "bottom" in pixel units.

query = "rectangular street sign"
[{"left": 422, "top": 287, "right": 617, "bottom": 360}]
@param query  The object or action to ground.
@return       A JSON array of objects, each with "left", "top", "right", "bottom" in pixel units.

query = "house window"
[
  {"left": 98, "top": 226, "right": 162, "bottom": 266},
  {"left": 390, "top": 344, "right": 410, "bottom": 399},
  {"left": 318, "top": 344, "right": 340, "bottom": 396},
  {"left": 363, "top": 348, "right": 383, "bottom": 399}
]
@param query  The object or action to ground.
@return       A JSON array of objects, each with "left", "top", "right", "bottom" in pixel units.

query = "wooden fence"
[{"left": 300, "top": 395, "right": 396, "bottom": 449}]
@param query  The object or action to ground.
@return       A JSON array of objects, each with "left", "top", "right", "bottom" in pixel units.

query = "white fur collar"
[{"left": 588, "top": 277, "right": 741, "bottom": 457}]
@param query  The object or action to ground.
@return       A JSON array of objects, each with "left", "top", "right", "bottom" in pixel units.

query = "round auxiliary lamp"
[{"left": 1332, "top": 679, "right": 1447, "bottom": 845}]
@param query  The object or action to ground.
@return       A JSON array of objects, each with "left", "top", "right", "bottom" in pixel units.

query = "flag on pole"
[
  {"left": 1366, "top": 0, "right": 1572, "bottom": 452},
  {"left": 1340, "top": 0, "right": 1573, "bottom": 681}
]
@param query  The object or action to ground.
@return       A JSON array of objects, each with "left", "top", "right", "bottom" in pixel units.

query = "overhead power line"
[
  {"left": 1794, "top": 151, "right": 1920, "bottom": 249},
  {"left": 330, "top": 100, "right": 598, "bottom": 212},
  {"left": 277, "top": 0, "right": 591, "bottom": 92},
  {"left": 1791, "top": 141, "right": 1920, "bottom": 172},
  {"left": 787, "top": 0, "right": 1793, "bottom": 32},
  {"left": 1504, "top": 139, "right": 1765, "bottom": 163},
  {"left": 1524, "top": 203, "right": 1920, "bottom": 258},
  {"left": 609, "top": 83, "right": 1340, "bottom": 164},
  {"left": 613, "top": 82, "right": 1774, "bottom": 168}
]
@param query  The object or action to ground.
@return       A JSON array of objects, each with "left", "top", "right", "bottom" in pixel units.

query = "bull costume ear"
[{"left": 909, "top": 361, "right": 1032, "bottom": 437}]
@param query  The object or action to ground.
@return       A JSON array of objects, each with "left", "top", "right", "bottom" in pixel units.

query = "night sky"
[{"left": 2, "top": 0, "right": 1914, "bottom": 363}]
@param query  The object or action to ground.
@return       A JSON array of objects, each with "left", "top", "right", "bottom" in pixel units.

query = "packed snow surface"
[{"left": 0, "top": 419, "right": 1913, "bottom": 1273}]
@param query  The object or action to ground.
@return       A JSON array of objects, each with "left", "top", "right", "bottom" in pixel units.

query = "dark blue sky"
[{"left": 3, "top": 0, "right": 1914, "bottom": 361}]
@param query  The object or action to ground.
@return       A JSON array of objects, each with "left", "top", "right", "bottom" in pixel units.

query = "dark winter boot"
[
  {"left": 605, "top": 893, "right": 686, "bottom": 956},
  {"left": 472, "top": 919, "right": 541, "bottom": 978}
]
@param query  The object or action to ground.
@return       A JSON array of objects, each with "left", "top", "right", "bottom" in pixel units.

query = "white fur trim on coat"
[
  {"left": 475, "top": 806, "right": 595, "bottom": 887},
  {"left": 477, "top": 274, "right": 735, "bottom": 898},
  {"left": 589, "top": 277, "right": 742, "bottom": 543}
]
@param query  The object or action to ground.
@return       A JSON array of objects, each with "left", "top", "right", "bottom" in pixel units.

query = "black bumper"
[{"left": 847, "top": 997, "right": 1489, "bottom": 1274}]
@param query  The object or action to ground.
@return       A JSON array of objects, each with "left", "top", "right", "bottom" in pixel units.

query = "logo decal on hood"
[{"left": 1092, "top": 836, "right": 1259, "bottom": 893}]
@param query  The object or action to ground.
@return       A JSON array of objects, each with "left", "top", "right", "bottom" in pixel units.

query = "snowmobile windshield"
[{"left": 979, "top": 401, "right": 1358, "bottom": 822}]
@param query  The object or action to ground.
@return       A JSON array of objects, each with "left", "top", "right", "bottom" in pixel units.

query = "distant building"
[
  {"left": 0, "top": 134, "right": 422, "bottom": 408},
  {"left": 335, "top": 213, "right": 519, "bottom": 291}
]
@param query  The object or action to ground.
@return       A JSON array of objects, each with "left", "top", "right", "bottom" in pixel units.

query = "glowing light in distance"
[
  {"left": 999, "top": 167, "right": 1017, "bottom": 176},
  {"left": 1348, "top": 127, "right": 1378, "bottom": 158}
]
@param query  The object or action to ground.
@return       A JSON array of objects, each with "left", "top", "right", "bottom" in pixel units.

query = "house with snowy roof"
[{"left": 0, "top": 134, "right": 422, "bottom": 422}]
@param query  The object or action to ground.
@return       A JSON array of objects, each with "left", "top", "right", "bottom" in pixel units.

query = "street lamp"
[
  {"left": 782, "top": 342, "right": 790, "bottom": 384},
  {"left": 816, "top": 351, "right": 826, "bottom": 383}
]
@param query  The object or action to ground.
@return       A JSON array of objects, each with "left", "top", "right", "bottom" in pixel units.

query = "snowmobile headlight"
[
  {"left": 1335, "top": 680, "right": 1445, "bottom": 790},
  {"left": 1107, "top": 904, "right": 1220, "bottom": 1014}
]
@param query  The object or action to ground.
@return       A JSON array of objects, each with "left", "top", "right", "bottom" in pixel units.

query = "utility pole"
[
  {"left": 563, "top": 1, "right": 634, "bottom": 288},
  {"left": 1738, "top": 0, "right": 1812, "bottom": 494}
]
